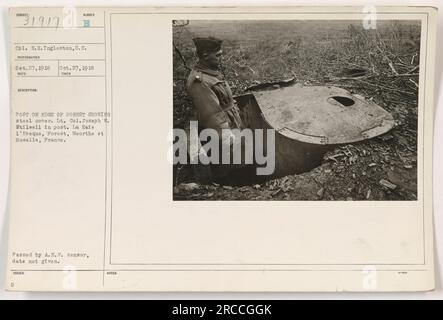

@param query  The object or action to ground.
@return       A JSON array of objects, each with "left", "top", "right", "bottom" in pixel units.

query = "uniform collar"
[{"left": 194, "top": 63, "right": 223, "bottom": 78}]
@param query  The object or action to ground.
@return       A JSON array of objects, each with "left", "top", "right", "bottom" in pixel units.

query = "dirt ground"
[{"left": 172, "top": 20, "right": 420, "bottom": 200}]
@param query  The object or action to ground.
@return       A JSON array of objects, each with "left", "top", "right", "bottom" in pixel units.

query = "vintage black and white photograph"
[
  {"left": 172, "top": 19, "right": 421, "bottom": 201},
  {"left": 4, "top": 6, "right": 438, "bottom": 294}
]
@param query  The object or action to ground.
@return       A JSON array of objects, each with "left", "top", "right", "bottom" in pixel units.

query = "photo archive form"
[{"left": 5, "top": 6, "right": 438, "bottom": 291}]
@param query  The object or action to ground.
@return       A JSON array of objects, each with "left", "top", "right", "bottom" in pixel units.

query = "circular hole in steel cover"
[{"left": 328, "top": 96, "right": 355, "bottom": 106}]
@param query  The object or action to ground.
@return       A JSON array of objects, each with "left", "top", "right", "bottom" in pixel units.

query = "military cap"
[{"left": 192, "top": 37, "right": 222, "bottom": 54}]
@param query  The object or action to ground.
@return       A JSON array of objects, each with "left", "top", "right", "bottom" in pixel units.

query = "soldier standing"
[{"left": 186, "top": 37, "right": 245, "bottom": 181}]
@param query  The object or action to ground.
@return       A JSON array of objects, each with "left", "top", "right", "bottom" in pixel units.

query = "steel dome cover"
[{"left": 252, "top": 84, "right": 395, "bottom": 145}]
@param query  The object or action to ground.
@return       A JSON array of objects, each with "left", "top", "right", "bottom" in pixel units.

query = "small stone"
[
  {"left": 317, "top": 187, "right": 324, "bottom": 198},
  {"left": 404, "top": 164, "right": 413, "bottom": 169},
  {"left": 368, "top": 163, "right": 377, "bottom": 167},
  {"left": 253, "top": 184, "right": 261, "bottom": 189},
  {"left": 346, "top": 197, "right": 353, "bottom": 201},
  {"left": 223, "top": 185, "right": 233, "bottom": 190},
  {"left": 366, "top": 189, "right": 371, "bottom": 199},
  {"left": 379, "top": 179, "right": 397, "bottom": 190},
  {"left": 325, "top": 169, "right": 331, "bottom": 173}
]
